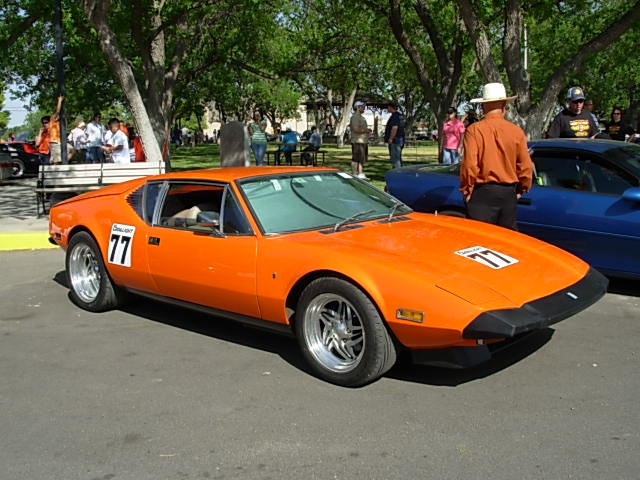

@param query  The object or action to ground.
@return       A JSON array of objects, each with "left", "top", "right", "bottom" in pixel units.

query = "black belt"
[{"left": 479, "top": 182, "right": 517, "bottom": 187}]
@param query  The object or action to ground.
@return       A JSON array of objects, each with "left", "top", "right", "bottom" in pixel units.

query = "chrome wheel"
[
  {"left": 303, "top": 293, "right": 365, "bottom": 373},
  {"left": 68, "top": 243, "right": 102, "bottom": 304}
]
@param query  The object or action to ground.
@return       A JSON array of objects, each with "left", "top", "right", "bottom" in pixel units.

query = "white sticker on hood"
[{"left": 455, "top": 246, "right": 518, "bottom": 269}]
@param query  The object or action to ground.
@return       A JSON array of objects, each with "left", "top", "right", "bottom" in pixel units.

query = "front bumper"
[{"left": 463, "top": 267, "right": 608, "bottom": 339}]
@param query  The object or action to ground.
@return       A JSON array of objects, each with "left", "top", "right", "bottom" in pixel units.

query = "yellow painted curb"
[{"left": 0, "top": 232, "right": 58, "bottom": 251}]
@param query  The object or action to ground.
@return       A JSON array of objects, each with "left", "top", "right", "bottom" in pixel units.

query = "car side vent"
[{"left": 126, "top": 187, "right": 144, "bottom": 219}]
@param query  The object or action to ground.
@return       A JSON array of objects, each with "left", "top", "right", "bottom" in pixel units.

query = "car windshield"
[
  {"left": 238, "top": 171, "right": 412, "bottom": 234},
  {"left": 606, "top": 145, "right": 640, "bottom": 177}
]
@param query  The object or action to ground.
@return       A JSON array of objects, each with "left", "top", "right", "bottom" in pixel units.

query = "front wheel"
[
  {"left": 296, "top": 277, "right": 396, "bottom": 387},
  {"left": 66, "top": 231, "right": 125, "bottom": 312}
]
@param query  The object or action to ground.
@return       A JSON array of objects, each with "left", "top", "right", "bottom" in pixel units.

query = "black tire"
[
  {"left": 65, "top": 231, "right": 125, "bottom": 312},
  {"left": 10, "top": 159, "right": 25, "bottom": 179},
  {"left": 438, "top": 209, "right": 466, "bottom": 218},
  {"left": 295, "top": 277, "right": 396, "bottom": 387}
]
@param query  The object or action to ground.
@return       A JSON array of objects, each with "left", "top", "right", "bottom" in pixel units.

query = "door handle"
[
  {"left": 148, "top": 236, "right": 160, "bottom": 245},
  {"left": 518, "top": 197, "right": 532, "bottom": 205}
]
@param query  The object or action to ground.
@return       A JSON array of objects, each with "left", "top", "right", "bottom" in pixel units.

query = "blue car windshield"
[
  {"left": 607, "top": 145, "right": 640, "bottom": 177},
  {"left": 238, "top": 171, "right": 412, "bottom": 234}
]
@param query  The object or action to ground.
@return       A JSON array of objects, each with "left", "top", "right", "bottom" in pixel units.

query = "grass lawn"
[{"left": 170, "top": 141, "right": 440, "bottom": 189}]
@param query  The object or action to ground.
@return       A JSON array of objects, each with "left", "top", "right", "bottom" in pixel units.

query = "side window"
[
  {"left": 533, "top": 154, "right": 583, "bottom": 190},
  {"left": 577, "top": 155, "right": 635, "bottom": 195},
  {"left": 221, "top": 189, "right": 252, "bottom": 235},
  {"left": 144, "top": 182, "right": 163, "bottom": 224},
  {"left": 158, "top": 182, "right": 224, "bottom": 232}
]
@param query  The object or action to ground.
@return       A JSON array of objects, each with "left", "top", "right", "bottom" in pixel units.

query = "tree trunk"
[{"left": 332, "top": 89, "right": 356, "bottom": 148}]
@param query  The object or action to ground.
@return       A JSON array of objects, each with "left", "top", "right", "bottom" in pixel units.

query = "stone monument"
[{"left": 219, "top": 121, "right": 250, "bottom": 167}]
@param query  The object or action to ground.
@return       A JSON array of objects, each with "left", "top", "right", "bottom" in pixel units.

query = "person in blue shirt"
[
  {"left": 384, "top": 101, "right": 405, "bottom": 169},
  {"left": 274, "top": 126, "right": 299, "bottom": 165},
  {"left": 301, "top": 126, "right": 322, "bottom": 165}
]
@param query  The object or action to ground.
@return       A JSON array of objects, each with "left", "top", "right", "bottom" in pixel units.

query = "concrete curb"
[{"left": 0, "top": 231, "right": 57, "bottom": 251}]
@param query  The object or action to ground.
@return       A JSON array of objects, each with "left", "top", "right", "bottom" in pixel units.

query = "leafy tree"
[
  {"left": 0, "top": 84, "right": 10, "bottom": 131},
  {"left": 454, "top": 0, "right": 640, "bottom": 137}
]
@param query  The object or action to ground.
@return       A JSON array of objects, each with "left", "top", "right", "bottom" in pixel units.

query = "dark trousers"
[
  {"left": 466, "top": 183, "right": 518, "bottom": 230},
  {"left": 274, "top": 147, "right": 294, "bottom": 165}
]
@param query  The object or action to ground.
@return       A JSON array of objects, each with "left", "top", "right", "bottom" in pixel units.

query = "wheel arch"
[{"left": 285, "top": 269, "right": 402, "bottom": 346}]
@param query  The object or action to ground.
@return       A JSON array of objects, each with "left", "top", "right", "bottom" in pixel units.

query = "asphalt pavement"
[{"left": 0, "top": 176, "right": 639, "bottom": 479}]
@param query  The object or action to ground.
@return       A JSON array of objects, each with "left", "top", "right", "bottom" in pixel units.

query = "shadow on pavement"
[
  {"left": 607, "top": 277, "right": 640, "bottom": 297},
  {"left": 54, "top": 268, "right": 557, "bottom": 387},
  {"left": 387, "top": 329, "right": 554, "bottom": 386}
]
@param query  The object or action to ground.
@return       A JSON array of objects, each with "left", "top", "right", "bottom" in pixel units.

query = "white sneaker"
[{"left": 357, "top": 173, "right": 369, "bottom": 180}]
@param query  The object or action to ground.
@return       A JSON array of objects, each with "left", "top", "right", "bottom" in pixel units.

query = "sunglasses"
[
  {"left": 571, "top": 99, "right": 585, "bottom": 104},
  {"left": 613, "top": 112, "right": 622, "bottom": 115}
]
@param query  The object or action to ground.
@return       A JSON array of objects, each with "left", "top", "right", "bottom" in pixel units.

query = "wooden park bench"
[
  {"left": 265, "top": 149, "right": 327, "bottom": 167},
  {"left": 35, "top": 161, "right": 165, "bottom": 216}
]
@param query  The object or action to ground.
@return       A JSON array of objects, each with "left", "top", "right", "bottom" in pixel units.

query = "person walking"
[
  {"left": 85, "top": 112, "right": 105, "bottom": 163},
  {"left": 384, "top": 101, "right": 405, "bottom": 169},
  {"left": 349, "top": 101, "right": 369, "bottom": 179},
  {"left": 547, "top": 87, "right": 599, "bottom": 138},
  {"left": 440, "top": 107, "right": 465, "bottom": 165},
  {"left": 247, "top": 112, "right": 268, "bottom": 166},
  {"left": 460, "top": 83, "right": 533, "bottom": 230}
]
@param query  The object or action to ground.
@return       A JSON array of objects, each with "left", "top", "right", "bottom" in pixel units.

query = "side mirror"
[{"left": 621, "top": 187, "right": 640, "bottom": 203}]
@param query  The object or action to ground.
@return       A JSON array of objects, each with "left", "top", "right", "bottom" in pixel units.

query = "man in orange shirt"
[
  {"left": 459, "top": 83, "right": 532, "bottom": 230},
  {"left": 35, "top": 95, "right": 64, "bottom": 164}
]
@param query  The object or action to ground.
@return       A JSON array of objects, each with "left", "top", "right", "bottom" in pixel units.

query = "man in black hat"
[{"left": 547, "top": 87, "right": 599, "bottom": 138}]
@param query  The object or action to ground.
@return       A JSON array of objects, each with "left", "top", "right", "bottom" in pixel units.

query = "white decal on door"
[{"left": 108, "top": 223, "right": 136, "bottom": 267}]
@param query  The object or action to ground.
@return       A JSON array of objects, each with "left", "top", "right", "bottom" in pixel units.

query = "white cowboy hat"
[{"left": 470, "top": 83, "right": 517, "bottom": 103}]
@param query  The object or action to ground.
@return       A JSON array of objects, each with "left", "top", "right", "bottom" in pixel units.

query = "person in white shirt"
[
  {"left": 68, "top": 121, "right": 88, "bottom": 163},
  {"left": 85, "top": 112, "right": 105, "bottom": 163},
  {"left": 102, "top": 118, "right": 130, "bottom": 163}
]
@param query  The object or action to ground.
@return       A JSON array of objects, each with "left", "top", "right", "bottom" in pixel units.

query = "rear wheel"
[
  {"left": 296, "top": 277, "right": 396, "bottom": 387},
  {"left": 10, "top": 159, "right": 25, "bottom": 178},
  {"left": 66, "top": 231, "right": 125, "bottom": 312}
]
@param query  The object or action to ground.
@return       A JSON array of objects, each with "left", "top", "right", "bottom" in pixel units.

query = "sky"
[{"left": 6, "top": 94, "right": 29, "bottom": 128}]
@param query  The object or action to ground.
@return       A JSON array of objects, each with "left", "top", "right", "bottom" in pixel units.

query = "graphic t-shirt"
[
  {"left": 604, "top": 121, "right": 634, "bottom": 141},
  {"left": 547, "top": 109, "right": 598, "bottom": 138}
]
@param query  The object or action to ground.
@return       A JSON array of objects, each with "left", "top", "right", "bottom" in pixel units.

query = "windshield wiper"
[
  {"left": 388, "top": 201, "right": 403, "bottom": 221},
  {"left": 333, "top": 209, "right": 374, "bottom": 232}
]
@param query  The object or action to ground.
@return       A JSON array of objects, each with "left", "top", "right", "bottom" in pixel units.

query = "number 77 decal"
[
  {"left": 454, "top": 246, "right": 519, "bottom": 269},
  {"left": 108, "top": 224, "right": 136, "bottom": 267}
]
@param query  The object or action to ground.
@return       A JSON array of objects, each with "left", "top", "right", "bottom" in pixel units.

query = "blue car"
[{"left": 385, "top": 139, "right": 640, "bottom": 279}]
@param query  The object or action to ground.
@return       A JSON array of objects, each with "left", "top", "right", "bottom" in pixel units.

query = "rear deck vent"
[{"left": 126, "top": 187, "right": 144, "bottom": 219}]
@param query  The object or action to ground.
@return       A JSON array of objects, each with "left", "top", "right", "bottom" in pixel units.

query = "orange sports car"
[{"left": 49, "top": 167, "right": 607, "bottom": 386}]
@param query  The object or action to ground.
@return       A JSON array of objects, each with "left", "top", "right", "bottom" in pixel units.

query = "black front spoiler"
[{"left": 463, "top": 267, "right": 608, "bottom": 339}]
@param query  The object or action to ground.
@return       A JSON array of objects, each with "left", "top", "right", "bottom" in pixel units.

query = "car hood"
[{"left": 280, "top": 212, "right": 588, "bottom": 307}]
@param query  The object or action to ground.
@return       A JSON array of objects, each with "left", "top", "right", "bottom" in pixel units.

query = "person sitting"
[
  {"left": 274, "top": 126, "right": 299, "bottom": 165},
  {"left": 301, "top": 126, "right": 322, "bottom": 165}
]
